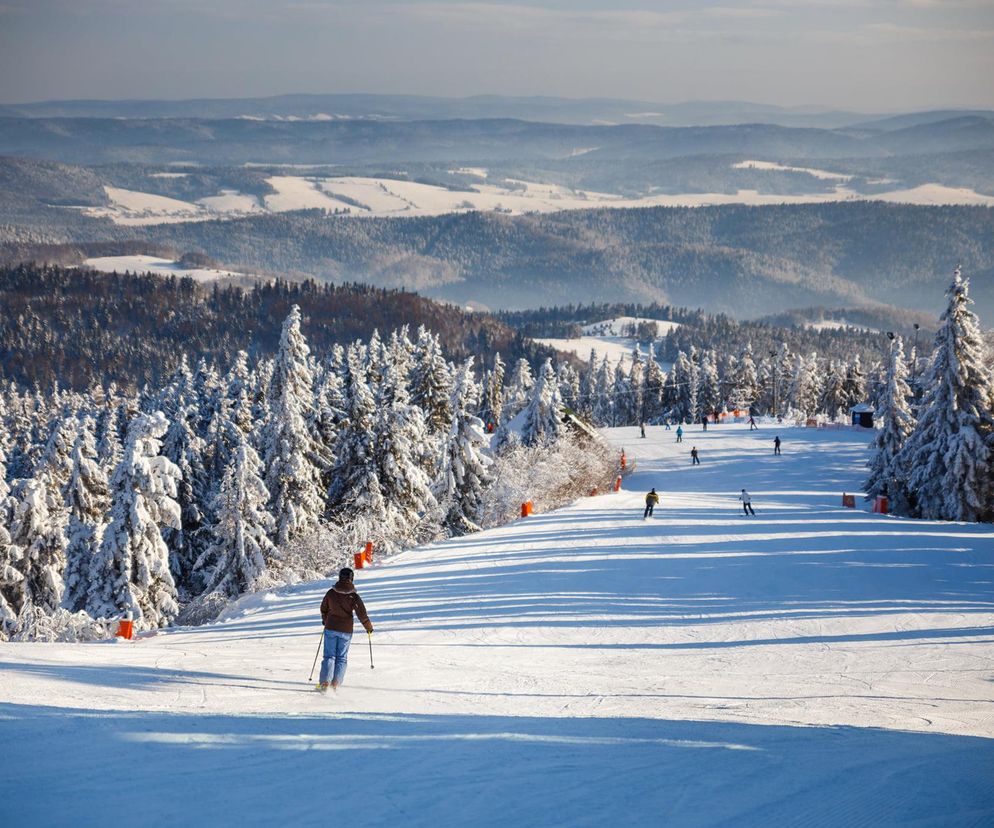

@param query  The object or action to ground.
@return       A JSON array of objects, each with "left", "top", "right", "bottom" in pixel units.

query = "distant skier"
[
  {"left": 317, "top": 567, "right": 374, "bottom": 692},
  {"left": 748, "top": 415, "right": 757, "bottom": 431},
  {"left": 701, "top": 416, "right": 708, "bottom": 432},
  {"left": 676, "top": 425, "right": 683, "bottom": 443},
  {"left": 691, "top": 446, "right": 700, "bottom": 465},
  {"left": 640, "top": 422, "right": 646, "bottom": 438},
  {"left": 664, "top": 420, "right": 672, "bottom": 431},
  {"left": 739, "top": 489, "right": 756, "bottom": 516},
  {"left": 774, "top": 435, "right": 782, "bottom": 455},
  {"left": 643, "top": 488, "right": 660, "bottom": 519}
]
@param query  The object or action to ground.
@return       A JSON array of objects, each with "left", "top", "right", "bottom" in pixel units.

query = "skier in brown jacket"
[{"left": 317, "top": 567, "right": 374, "bottom": 692}]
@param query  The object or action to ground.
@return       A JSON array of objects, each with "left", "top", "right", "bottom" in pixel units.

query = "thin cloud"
[
  {"left": 864, "top": 22, "right": 994, "bottom": 42},
  {"left": 401, "top": 2, "right": 779, "bottom": 38}
]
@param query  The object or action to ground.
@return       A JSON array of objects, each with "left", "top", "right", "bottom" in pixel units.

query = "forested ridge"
[
  {"left": 102, "top": 203, "right": 994, "bottom": 319},
  {"left": 0, "top": 264, "right": 558, "bottom": 391},
  {"left": 5, "top": 200, "right": 994, "bottom": 319}
]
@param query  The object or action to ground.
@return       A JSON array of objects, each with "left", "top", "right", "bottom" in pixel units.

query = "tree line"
[
  {"left": 0, "top": 264, "right": 559, "bottom": 391},
  {"left": 0, "top": 312, "right": 614, "bottom": 640}
]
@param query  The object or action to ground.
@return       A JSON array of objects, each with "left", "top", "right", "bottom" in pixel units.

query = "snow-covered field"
[
  {"left": 78, "top": 174, "right": 994, "bottom": 225},
  {"left": 805, "top": 319, "right": 880, "bottom": 333},
  {"left": 536, "top": 317, "right": 680, "bottom": 368},
  {"left": 81, "top": 255, "right": 249, "bottom": 283},
  {"left": 3, "top": 424, "right": 994, "bottom": 826},
  {"left": 733, "top": 159, "right": 854, "bottom": 181}
]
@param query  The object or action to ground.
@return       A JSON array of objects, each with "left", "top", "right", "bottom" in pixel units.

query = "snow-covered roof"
[{"left": 850, "top": 403, "right": 874, "bottom": 413}]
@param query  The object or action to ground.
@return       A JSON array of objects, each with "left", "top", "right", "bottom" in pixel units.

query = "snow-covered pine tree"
[
  {"left": 192, "top": 357, "right": 222, "bottom": 436},
  {"left": 61, "top": 418, "right": 110, "bottom": 613},
  {"left": 0, "top": 442, "right": 21, "bottom": 638},
  {"left": 628, "top": 351, "right": 645, "bottom": 425},
  {"left": 819, "top": 360, "right": 848, "bottom": 422},
  {"left": 670, "top": 350, "right": 693, "bottom": 422},
  {"left": 503, "top": 357, "right": 534, "bottom": 423},
  {"left": 557, "top": 362, "right": 581, "bottom": 414},
  {"left": 328, "top": 355, "right": 387, "bottom": 525},
  {"left": 250, "top": 357, "right": 274, "bottom": 436},
  {"left": 660, "top": 366, "right": 678, "bottom": 418},
  {"left": 36, "top": 416, "right": 76, "bottom": 494},
  {"left": 262, "top": 306, "right": 327, "bottom": 545},
  {"left": 865, "top": 336, "right": 915, "bottom": 508},
  {"left": 0, "top": 391, "right": 8, "bottom": 455},
  {"left": 521, "top": 359, "right": 565, "bottom": 447},
  {"left": 161, "top": 405, "right": 209, "bottom": 598},
  {"left": 97, "top": 403, "right": 124, "bottom": 472},
  {"left": 438, "top": 358, "right": 493, "bottom": 535},
  {"left": 480, "top": 352, "right": 504, "bottom": 428},
  {"left": 376, "top": 358, "right": 438, "bottom": 532},
  {"left": 314, "top": 361, "right": 347, "bottom": 463},
  {"left": 202, "top": 394, "right": 230, "bottom": 482},
  {"left": 0, "top": 535, "right": 19, "bottom": 639},
  {"left": 410, "top": 327, "right": 454, "bottom": 435},
  {"left": 230, "top": 384, "right": 255, "bottom": 442},
  {"left": 898, "top": 269, "right": 994, "bottom": 522},
  {"left": 198, "top": 440, "right": 277, "bottom": 598},
  {"left": 578, "top": 350, "right": 597, "bottom": 418},
  {"left": 697, "top": 350, "right": 722, "bottom": 419},
  {"left": 0, "top": 440, "right": 10, "bottom": 508},
  {"left": 611, "top": 361, "right": 631, "bottom": 426},
  {"left": 225, "top": 350, "right": 251, "bottom": 404},
  {"left": 592, "top": 355, "right": 613, "bottom": 426},
  {"left": 18, "top": 390, "right": 51, "bottom": 476},
  {"left": 366, "top": 329, "right": 386, "bottom": 387},
  {"left": 788, "top": 353, "right": 820, "bottom": 417},
  {"left": 3, "top": 386, "right": 34, "bottom": 479},
  {"left": 644, "top": 349, "right": 665, "bottom": 422},
  {"left": 842, "top": 355, "right": 867, "bottom": 410},
  {"left": 864, "top": 360, "right": 888, "bottom": 412},
  {"left": 686, "top": 348, "right": 701, "bottom": 422},
  {"left": 161, "top": 354, "right": 195, "bottom": 418},
  {"left": 9, "top": 472, "right": 67, "bottom": 615},
  {"left": 733, "top": 345, "right": 759, "bottom": 411},
  {"left": 770, "top": 343, "right": 793, "bottom": 417},
  {"left": 387, "top": 327, "right": 415, "bottom": 382},
  {"left": 87, "top": 412, "right": 182, "bottom": 628}
]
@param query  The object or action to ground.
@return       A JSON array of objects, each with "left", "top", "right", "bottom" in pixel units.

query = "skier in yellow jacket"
[{"left": 644, "top": 488, "right": 660, "bottom": 519}]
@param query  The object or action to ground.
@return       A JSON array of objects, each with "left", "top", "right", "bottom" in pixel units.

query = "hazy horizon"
[
  {"left": 1, "top": 1, "right": 992, "bottom": 111},
  {"left": 0, "top": 89, "right": 982, "bottom": 117}
]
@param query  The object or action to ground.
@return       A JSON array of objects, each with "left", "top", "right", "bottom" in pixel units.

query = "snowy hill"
[
  {"left": 535, "top": 316, "right": 679, "bottom": 369},
  {"left": 82, "top": 255, "right": 251, "bottom": 283},
  {"left": 73, "top": 174, "right": 994, "bottom": 226},
  {"left": 2, "top": 423, "right": 993, "bottom": 826}
]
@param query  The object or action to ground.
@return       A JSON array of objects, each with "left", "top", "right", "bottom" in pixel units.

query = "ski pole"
[
  {"left": 308, "top": 631, "right": 324, "bottom": 683},
  {"left": 367, "top": 631, "right": 375, "bottom": 669}
]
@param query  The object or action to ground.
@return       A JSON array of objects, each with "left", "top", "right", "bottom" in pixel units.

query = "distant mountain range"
[
  {"left": 0, "top": 94, "right": 992, "bottom": 325},
  {"left": 1, "top": 93, "right": 991, "bottom": 131},
  {"left": 6, "top": 203, "right": 992, "bottom": 322},
  {"left": 1, "top": 113, "right": 993, "bottom": 168}
]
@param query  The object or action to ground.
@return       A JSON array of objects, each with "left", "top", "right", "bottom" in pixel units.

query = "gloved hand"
[{"left": 367, "top": 628, "right": 374, "bottom": 636}]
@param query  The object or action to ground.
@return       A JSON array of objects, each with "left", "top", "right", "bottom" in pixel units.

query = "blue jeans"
[{"left": 319, "top": 630, "right": 352, "bottom": 686}]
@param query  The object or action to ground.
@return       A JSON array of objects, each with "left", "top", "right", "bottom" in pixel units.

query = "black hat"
[{"left": 339, "top": 567, "right": 355, "bottom": 582}]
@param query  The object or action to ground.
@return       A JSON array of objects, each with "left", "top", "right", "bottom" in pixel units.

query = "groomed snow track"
[{"left": 2, "top": 424, "right": 993, "bottom": 826}]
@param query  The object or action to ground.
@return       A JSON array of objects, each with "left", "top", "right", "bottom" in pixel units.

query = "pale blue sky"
[{"left": 1, "top": 0, "right": 992, "bottom": 110}]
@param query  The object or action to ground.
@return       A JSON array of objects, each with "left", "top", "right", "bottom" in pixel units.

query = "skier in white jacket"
[{"left": 739, "top": 489, "right": 756, "bottom": 516}]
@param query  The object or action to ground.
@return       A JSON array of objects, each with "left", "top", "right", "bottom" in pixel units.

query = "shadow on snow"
[{"left": 1, "top": 702, "right": 992, "bottom": 827}]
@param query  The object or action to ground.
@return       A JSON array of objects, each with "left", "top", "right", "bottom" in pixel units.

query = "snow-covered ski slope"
[{"left": 3, "top": 424, "right": 994, "bottom": 826}]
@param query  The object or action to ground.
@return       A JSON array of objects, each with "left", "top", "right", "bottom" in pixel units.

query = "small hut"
[{"left": 850, "top": 403, "right": 874, "bottom": 428}]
